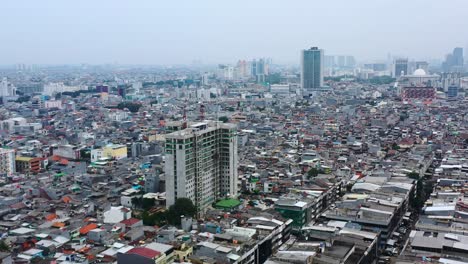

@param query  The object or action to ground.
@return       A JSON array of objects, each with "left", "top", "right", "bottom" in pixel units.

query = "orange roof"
[
  {"left": 62, "top": 196, "right": 72, "bottom": 203},
  {"left": 52, "top": 222, "right": 65, "bottom": 228},
  {"left": 79, "top": 223, "right": 98, "bottom": 235},
  {"left": 45, "top": 213, "right": 57, "bottom": 221},
  {"left": 52, "top": 155, "right": 61, "bottom": 161},
  {"left": 60, "top": 159, "right": 69, "bottom": 165},
  {"left": 78, "top": 245, "right": 92, "bottom": 253}
]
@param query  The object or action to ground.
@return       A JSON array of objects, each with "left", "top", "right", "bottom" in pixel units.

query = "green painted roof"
[{"left": 215, "top": 199, "right": 241, "bottom": 209}]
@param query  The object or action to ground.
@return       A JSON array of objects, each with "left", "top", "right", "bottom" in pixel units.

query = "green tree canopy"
[
  {"left": 307, "top": 168, "right": 320, "bottom": 179},
  {"left": 407, "top": 171, "right": 419, "bottom": 180},
  {"left": 219, "top": 116, "right": 229, "bottom": 123},
  {"left": 117, "top": 102, "right": 142, "bottom": 113},
  {"left": 167, "top": 198, "right": 197, "bottom": 226}
]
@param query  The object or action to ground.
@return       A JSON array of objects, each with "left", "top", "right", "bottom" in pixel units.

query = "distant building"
[
  {"left": 44, "top": 100, "right": 62, "bottom": 109},
  {"left": 301, "top": 47, "right": 324, "bottom": 90},
  {"left": 415, "top": 61, "right": 429, "bottom": 72},
  {"left": 43, "top": 82, "right": 87, "bottom": 96},
  {"left": 15, "top": 156, "right": 41, "bottom": 174},
  {"left": 165, "top": 121, "right": 238, "bottom": 215},
  {"left": 270, "top": 84, "right": 291, "bottom": 97},
  {"left": 91, "top": 144, "right": 127, "bottom": 162},
  {"left": 393, "top": 58, "right": 408, "bottom": 77},
  {"left": 401, "top": 86, "right": 435, "bottom": 100},
  {"left": 448, "top": 85, "right": 458, "bottom": 98},
  {"left": 0, "top": 148, "right": 16, "bottom": 176},
  {"left": 0, "top": 78, "right": 16, "bottom": 98},
  {"left": 443, "top": 47, "right": 464, "bottom": 72},
  {"left": 96, "top": 85, "right": 109, "bottom": 93}
]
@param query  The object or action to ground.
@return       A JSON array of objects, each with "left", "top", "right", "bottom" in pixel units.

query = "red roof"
[
  {"left": 79, "top": 223, "right": 98, "bottom": 235},
  {"left": 127, "top": 248, "right": 160, "bottom": 259},
  {"left": 60, "top": 159, "right": 69, "bottom": 165},
  {"left": 120, "top": 218, "right": 140, "bottom": 226}
]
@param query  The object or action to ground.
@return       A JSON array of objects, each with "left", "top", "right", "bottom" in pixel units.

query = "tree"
[
  {"left": 219, "top": 116, "right": 229, "bottom": 123},
  {"left": 407, "top": 171, "right": 419, "bottom": 180},
  {"left": 117, "top": 102, "right": 142, "bottom": 113},
  {"left": 16, "top": 96, "right": 30, "bottom": 103},
  {"left": 167, "top": 198, "right": 197, "bottom": 226},
  {"left": 0, "top": 240, "right": 9, "bottom": 252},
  {"left": 141, "top": 198, "right": 155, "bottom": 210},
  {"left": 141, "top": 211, "right": 167, "bottom": 226},
  {"left": 307, "top": 168, "right": 320, "bottom": 179},
  {"left": 131, "top": 197, "right": 142, "bottom": 208}
]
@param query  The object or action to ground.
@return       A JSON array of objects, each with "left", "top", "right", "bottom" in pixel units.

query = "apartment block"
[
  {"left": 0, "top": 148, "right": 16, "bottom": 176},
  {"left": 165, "top": 121, "right": 238, "bottom": 214}
]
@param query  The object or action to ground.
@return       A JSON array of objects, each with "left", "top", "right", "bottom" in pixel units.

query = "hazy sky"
[{"left": 2, "top": 0, "right": 468, "bottom": 65}]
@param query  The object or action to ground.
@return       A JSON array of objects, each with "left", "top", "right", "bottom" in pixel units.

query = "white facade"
[
  {"left": 0, "top": 148, "right": 16, "bottom": 176},
  {"left": 0, "top": 78, "right": 16, "bottom": 97},
  {"left": 0, "top": 117, "right": 27, "bottom": 133},
  {"left": 43, "top": 83, "right": 87, "bottom": 96},
  {"left": 270, "top": 84, "right": 291, "bottom": 96},
  {"left": 103, "top": 206, "right": 132, "bottom": 224},
  {"left": 44, "top": 100, "right": 62, "bottom": 109}
]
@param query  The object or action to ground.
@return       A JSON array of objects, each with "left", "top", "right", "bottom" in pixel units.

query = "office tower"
[
  {"left": 251, "top": 59, "right": 257, "bottom": 76},
  {"left": 256, "top": 59, "right": 266, "bottom": 83},
  {"left": 301, "top": 47, "right": 324, "bottom": 90},
  {"left": 165, "top": 121, "right": 238, "bottom": 214},
  {"left": 0, "top": 148, "right": 16, "bottom": 176},
  {"left": 448, "top": 86, "right": 458, "bottom": 98},
  {"left": 453, "top": 47, "right": 464, "bottom": 67},
  {"left": 393, "top": 59, "right": 408, "bottom": 78},
  {"left": 202, "top": 72, "right": 210, "bottom": 86},
  {"left": 443, "top": 47, "right": 464, "bottom": 72}
]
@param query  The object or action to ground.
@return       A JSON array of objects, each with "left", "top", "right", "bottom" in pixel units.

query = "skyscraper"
[
  {"left": 165, "top": 121, "right": 238, "bottom": 215},
  {"left": 453, "top": 47, "right": 464, "bottom": 67},
  {"left": 443, "top": 47, "right": 464, "bottom": 72},
  {"left": 301, "top": 47, "right": 324, "bottom": 90},
  {"left": 393, "top": 59, "right": 408, "bottom": 78}
]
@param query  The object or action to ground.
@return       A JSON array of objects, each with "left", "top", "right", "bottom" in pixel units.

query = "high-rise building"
[
  {"left": 165, "top": 121, "right": 238, "bottom": 215},
  {"left": 301, "top": 47, "right": 324, "bottom": 90},
  {"left": 443, "top": 47, "right": 464, "bottom": 72},
  {"left": 345, "top": 56, "right": 356, "bottom": 68},
  {"left": 337, "top": 56, "right": 346, "bottom": 67},
  {"left": 448, "top": 86, "right": 458, "bottom": 98},
  {"left": 324, "top": 56, "right": 335, "bottom": 68},
  {"left": 0, "top": 148, "right": 16, "bottom": 176},
  {"left": 202, "top": 72, "right": 210, "bottom": 86},
  {"left": 0, "top": 78, "right": 16, "bottom": 97},
  {"left": 393, "top": 59, "right": 408, "bottom": 78},
  {"left": 453, "top": 47, "right": 464, "bottom": 67}
]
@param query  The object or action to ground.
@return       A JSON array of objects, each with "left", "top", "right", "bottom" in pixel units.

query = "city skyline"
[{"left": 1, "top": 0, "right": 468, "bottom": 65}]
